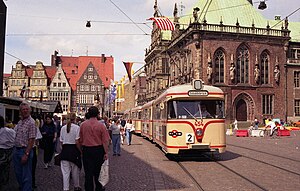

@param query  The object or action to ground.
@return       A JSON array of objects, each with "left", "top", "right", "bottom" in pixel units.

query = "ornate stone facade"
[{"left": 143, "top": 0, "right": 297, "bottom": 125}]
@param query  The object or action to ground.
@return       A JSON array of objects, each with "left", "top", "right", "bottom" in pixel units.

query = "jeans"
[
  {"left": 112, "top": 134, "right": 121, "bottom": 155},
  {"left": 126, "top": 129, "right": 132, "bottom": 145},
  {"left": 13, "top": 147, "right": 33, "bottom": 191}
]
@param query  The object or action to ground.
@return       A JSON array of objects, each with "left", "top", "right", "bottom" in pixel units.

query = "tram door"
[{"left": 236, "top": 99, "right": 247, "bottom": 121}]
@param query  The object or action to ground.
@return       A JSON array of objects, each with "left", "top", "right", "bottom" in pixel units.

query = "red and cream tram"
[{"left": 141, "top": 79, "right": 226, "bottom": 154}]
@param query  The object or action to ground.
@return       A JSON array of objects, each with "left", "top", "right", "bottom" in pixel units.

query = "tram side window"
[
  {"left": 161, "top": 102, "right": 167, "bottom": 119},
  {"left": 167, "top": 101, "right": 176, "bottom": 119},
  {"left": 154, "top": 105, "right": 160, "bottom": 120}
]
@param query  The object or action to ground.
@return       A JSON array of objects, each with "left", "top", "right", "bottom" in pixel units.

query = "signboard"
[
  {"left": 115, "top": 98, "right": 125, "bottom": 102},
  {"left": 188, "top": 90, "right": 208, "bottom": 96}
]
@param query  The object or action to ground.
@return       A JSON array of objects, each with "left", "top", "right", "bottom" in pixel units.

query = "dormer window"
[{"left": 88, "top": 67, "right": 93, "bottom": 72}]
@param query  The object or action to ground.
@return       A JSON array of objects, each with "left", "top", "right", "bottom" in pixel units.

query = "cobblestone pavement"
[{"left": 5, "top": 131, "right": 300, "bottom": 191}]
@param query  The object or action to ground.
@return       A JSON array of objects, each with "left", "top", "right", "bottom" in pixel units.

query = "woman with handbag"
[{"left": 59, "top": 113, "right": 82, "bottom": 191}]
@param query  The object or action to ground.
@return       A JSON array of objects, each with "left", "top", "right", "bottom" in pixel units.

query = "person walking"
[
  {"left": 124, "top": 119, "right": 134, "bottom": 145},
  {"left": 32, "top": 115, "right": 43, "bottom": 189},
  {"left": 0, "top": 115, "right": 16, "bottom": 190},
  {"left": 40, "top": 115, "right": 57, "bottom": 168},
  {"left": 13, "top": 102, "right": 37, "bottom": 191},
  {"left": 60, "top": 112, "right": 82, "bottom": 191},
  {"left": 109, "top": 119, "right": 121, "bottom": 156},
  {"left": 79, "top": 106, "right": 110, "bottom": 191}
]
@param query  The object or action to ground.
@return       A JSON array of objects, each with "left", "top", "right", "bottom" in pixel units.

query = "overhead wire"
[
  {"left": 6, "top": 33, "right": 149, "bottom": 36},
  {"left": 108, "top": 0, "right": 149, "bottom": 35},
  {"left": 5, "top": 51, "right": 32, "bottom": 65}
]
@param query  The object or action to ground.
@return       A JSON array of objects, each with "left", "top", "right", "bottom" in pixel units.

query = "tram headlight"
[{"left": 196, "top": 128, "right": 203, "bottom": 136}]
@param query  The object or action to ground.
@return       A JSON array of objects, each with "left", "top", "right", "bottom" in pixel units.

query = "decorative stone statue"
[
  {"left": 207, "top": 63, "right": 213, "bottom": 81},
  {"left": 274, "top": 65, "right": 280, "bottom": 83},
  {"left": 193, "top": 7, "right": 200, "bottom": 23},
  {"left": 230, "top": 63, "right": 236, "bottom": 81},
  {"left": 254, "top": 64, "right": 260, "bottom": 83}
]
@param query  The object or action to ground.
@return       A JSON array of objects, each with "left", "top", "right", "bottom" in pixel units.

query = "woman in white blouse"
[
  {"left": 124, "top": 119, "right": 134, "bottom": 145},
  {"left": 60, "top": 113, "right": 82, "bottom": 191}
]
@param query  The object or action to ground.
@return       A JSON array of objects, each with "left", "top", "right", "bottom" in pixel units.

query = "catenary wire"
[{"left": 108, "top": 0, "right": 148, "bottom": 35}]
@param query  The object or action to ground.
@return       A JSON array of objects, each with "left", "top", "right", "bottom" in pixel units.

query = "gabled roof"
[
  {"left": 45, "top": 66, "right": 57, "bottom": 81},
  {"left": 60, "top": 55, "right": 114, "bottom": 91},
  {"left": 25, "top": 68, "right": 33, "bottom": 78}
]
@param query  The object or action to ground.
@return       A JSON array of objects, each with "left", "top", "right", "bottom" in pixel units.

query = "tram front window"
[{"left": 167, "top": 100, "right": 224, "bottom": 119}]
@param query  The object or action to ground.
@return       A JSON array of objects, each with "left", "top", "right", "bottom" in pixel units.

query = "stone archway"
[{"left": 233, "top": 93, "right": 255, "bottom": 122}]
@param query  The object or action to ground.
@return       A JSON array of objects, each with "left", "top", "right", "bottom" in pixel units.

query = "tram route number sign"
[
  {"left": 186, "top": 133, "right": 195, "bottom": 143},
  {"left": 188, "top": 90, "right": 208, "bottom": 96}
]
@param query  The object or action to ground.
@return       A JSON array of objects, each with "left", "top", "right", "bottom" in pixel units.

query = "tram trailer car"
[
  {"left": 141, "top": 100, "right": 154, "bottom": 140},
  {"left": 141, "top": 79, "right": 226, "bottom": 155},
  {"left": 131, "top": 106, "right": 142, "bottom": 134}
]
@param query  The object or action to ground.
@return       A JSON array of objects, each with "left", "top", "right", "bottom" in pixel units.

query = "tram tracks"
[
  {"left": 227, "top": 144, "right": 300, "bottom": 176},
  {"left": 175, "top": 153, "right": 268, "bottom": 191},
  {"left": 227, "top": 143, "right": 300, "bottom": 163},
  {"left": 177, "top": 162, "right": 205, "bottom": 191}
]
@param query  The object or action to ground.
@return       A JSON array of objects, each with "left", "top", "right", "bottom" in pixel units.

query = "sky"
[{"left": 3, "top": 0, "right": 300, "bottom": 81}]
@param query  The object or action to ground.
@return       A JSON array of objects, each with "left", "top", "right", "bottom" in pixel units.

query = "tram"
[
  {"left": 141, "top": 79, "right": 226, "bottom": 155},
  {"left": 131, "top": 106, "right": 142, "bottom": 134}
]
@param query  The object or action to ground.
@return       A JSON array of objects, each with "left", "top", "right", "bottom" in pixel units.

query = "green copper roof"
[
  {"left": 180, "top": 0, "right": 270, "bottom": 28},
  {"left": 160, "top": 0, "right": 300, "bottom": 42},
  {"left": 288, "top": 22, "right": 300, "bottom": 42}
]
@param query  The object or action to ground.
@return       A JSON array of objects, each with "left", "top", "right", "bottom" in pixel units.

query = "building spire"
[{"left": 154, "top": 0, "right": 158, "bottom": 17}]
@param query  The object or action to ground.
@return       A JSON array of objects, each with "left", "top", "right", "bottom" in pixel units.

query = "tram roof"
[{"left": 157, "top": 83, "right": 224, "bottom": 100}]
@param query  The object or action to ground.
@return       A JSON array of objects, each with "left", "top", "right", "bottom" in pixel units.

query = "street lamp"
[{"left": 86, "top": 21, "right": 91, "bottom": 28}]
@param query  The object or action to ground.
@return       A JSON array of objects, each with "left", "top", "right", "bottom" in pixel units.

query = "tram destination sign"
[{"left": 188, "top": 90, "right": 208, "bottom": 96}]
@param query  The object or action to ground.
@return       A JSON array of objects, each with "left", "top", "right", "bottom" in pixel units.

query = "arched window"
[
  {"left": 236, "top": 45, "right": 249, "bottom": 83},
  {"left": 214, "top": 49, "right": 225, "bottom": 83},
  {"left": 260, "top": 51, "right": 269, "bottom": 84}
]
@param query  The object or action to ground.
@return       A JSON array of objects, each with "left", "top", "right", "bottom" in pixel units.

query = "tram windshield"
[{"left": 167, "top": 100, "right": 225, "bottom": 119}]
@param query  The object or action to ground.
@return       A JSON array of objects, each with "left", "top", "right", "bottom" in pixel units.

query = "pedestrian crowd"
[{"left": 0, "top": 102, "right": 135, "bottom": 191}]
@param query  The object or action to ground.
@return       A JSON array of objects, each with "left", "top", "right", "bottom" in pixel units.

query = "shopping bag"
[{"left": 99, "top": 159, "right": 109, "bottom": 186}]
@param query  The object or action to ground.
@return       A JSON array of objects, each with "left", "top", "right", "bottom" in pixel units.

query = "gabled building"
[
  {"left": 7, "top": 61, "right": 30, "bottom": 98},
  {"left": 29, "top": 61, "right": 56, "bottom": 101},
  {"left": 76, "top": 62, "right": 104, "bottom": 116},
  {"left": 144, "top": 0, "right": 300, "bottom": 125},
  {"left": 51, "top": 52, "right": 114, "bottom": 114},
  {"left": 49, "top": 64, "right": 71, "bottom": 115}
]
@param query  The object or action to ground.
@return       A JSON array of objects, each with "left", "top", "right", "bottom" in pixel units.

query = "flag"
[
  {"left": 20, "top": 84, "right": 26, "bottom": 98},
  {"left": 148, "top": 17, "right": 175, "bottom": 31},
  {"left": 110, "top": 84, "right": 117, "bottom": 103},
  {"left": 123, "top": 62, "right": 133, "bottom": 82}
]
